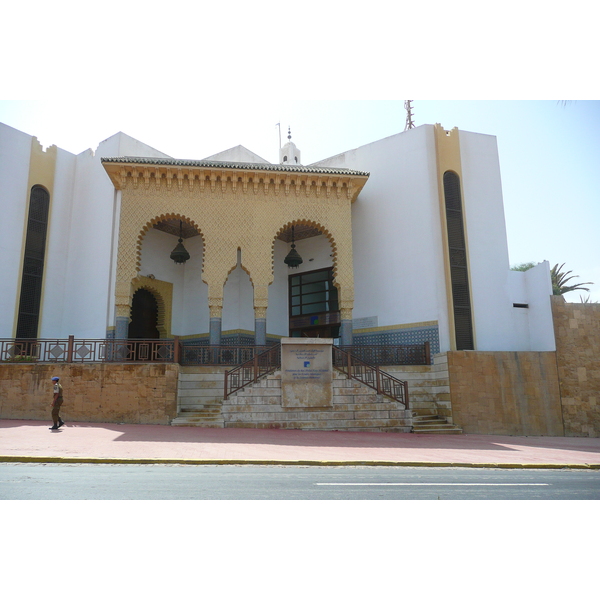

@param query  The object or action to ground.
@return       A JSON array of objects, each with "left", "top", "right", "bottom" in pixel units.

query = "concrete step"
[
  {"left": 180, "top": 406, "right": 222, "bottom": 413},
  {"left": 412, "top": 427, "right": 463, "bottom": 434},
  {"left": 412, "top": 413, "right": 462, "bottom": 434},
  {"left": 171, "top": 410, "right": 225, "bottom": 427}
]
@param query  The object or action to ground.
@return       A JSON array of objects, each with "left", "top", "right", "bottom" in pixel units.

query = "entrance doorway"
[
  {"left": 289, "top": 268, "right": 340, "bottom": 338},
  {"left": 128, "top": 288, "right": 160, "bottom": 339}
]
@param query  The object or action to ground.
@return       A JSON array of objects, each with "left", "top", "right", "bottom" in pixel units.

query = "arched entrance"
[
  {"left": 271, "top": 222, "right": 340, "bottom": 339},
  {"left": 128, "top": 288, "right": 160, "bottom": 339}
]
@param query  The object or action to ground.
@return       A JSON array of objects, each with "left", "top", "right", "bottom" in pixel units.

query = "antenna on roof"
[{"left": 404, "top": 100, "right": 415, "bottom": 131}]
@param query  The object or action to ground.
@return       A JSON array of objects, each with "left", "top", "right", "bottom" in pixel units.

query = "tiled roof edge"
[{"left": 101, "top": 156, "right": 369, "bottom": 177}]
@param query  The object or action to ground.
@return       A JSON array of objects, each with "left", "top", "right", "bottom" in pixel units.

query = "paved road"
[{"left": 2, "top": 464, "right": 598, "bottom": 500}]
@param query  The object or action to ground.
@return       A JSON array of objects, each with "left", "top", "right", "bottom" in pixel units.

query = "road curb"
[{"left": 1, "top": 456, "right": 599, "bottom": 469}]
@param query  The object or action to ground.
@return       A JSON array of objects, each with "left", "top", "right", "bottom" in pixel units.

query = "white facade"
[
  {"left": 313, "top": 125, "right": 556, "bottom": 352},
  {"left": 0, "top": 120, "right": 556, "bottom": 352}
]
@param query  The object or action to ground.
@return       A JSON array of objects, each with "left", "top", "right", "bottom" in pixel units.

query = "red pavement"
[{"left": 2, "top": 419, "right": 600, "bottom": 467}]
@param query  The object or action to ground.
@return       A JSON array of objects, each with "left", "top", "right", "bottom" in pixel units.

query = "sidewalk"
[{"left": 1, "top": 419, "right": 600, "bottom": 468}]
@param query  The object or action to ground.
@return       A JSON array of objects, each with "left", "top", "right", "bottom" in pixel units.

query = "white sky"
[{"left": 1, "top": 2, "right": 598, "bottom": 302}]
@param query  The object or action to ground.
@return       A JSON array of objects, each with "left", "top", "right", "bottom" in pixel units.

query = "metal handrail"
[
  {"left": 332, "top": 346, "right": 409, "bottom": 409},
  {"left": 224, "top": 344, "right": 281, "bottom": 398}
]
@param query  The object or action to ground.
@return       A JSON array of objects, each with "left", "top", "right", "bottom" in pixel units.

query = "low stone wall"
[
  {"left": 222, "top": 372, "right": 412, "bottom": 432},
  {"left": 447, "top": 351, "right": 564, "bottom": 436},
  {"left": 552, "top": 296, "right": 600, "bottom": 437},
  {"left": 0, "top": 363, "right": 179, "bottom": 425}
]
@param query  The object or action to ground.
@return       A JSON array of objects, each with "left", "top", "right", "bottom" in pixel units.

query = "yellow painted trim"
[
  {"left": 222, "top": 329, "right": 255, "bottom": 336},
  {"left": 354, "top": 320, "right": 438, "bottom": 334},
  {"left": 178, "top": 329, "right": 285, "bottom": 340},
  {"left": 179, "top": 333, "right": 210, "bottom": 340},
  {"left": 433, "top": 124, "right": 477, "bottom": 350},
  {"left": 13, "top": 138, "right": 57, "bottom": 337}
]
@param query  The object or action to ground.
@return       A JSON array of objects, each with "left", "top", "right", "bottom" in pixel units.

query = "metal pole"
[
  {"left": 67, "top": 335, "right": 74, "bottom": 363},
  {"left": 173, "top": 336, "right": 180, "bottom": 364}
]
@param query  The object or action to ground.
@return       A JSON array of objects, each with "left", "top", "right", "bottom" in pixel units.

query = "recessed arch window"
[
  {"left": 443, "top": 171, "right": 474, "bottom": 350},
  {"left": 16, "top": 186, "right": 50, "bottom": 338}
]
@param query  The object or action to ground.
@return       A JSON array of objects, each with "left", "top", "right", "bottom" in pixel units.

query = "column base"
[
  {"left": 255, "top": 318, "right": 266, "bottom": 346},
  {"left": 340, "top": 319, "right": 353, "bottom": 346},
  {"left": 209, "top": 318, "right": 222, "bottom": 346}
]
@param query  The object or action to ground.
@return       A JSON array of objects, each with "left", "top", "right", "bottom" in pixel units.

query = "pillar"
[
  {"left": 254, "top": 307, "right": 267, "bottom": 346},
  {"left": 209, "top": 305, "right": 222, "bottom": 346},
  {"left": 115, "top": 316, "right": 129, "bottom": 339},
  {"left": 340, "top": 308, "right": 353, "bottom": 346},
  {"left": 114, "top": 282, "right": 133, "bottom": 339},
  {"left": 114, "top": 304, "right": 131, "bottom": 361}
]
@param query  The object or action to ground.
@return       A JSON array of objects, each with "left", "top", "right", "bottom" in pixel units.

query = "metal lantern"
[
  {"left": 284, "top": 225, "right": 303, "bottom": 268},
  {"left": 170, "top": 220, "right": 190, "bottom": 265}
]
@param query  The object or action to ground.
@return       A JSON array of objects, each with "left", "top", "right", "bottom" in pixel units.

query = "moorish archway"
[{"left": 102, "top": 156, "right": 369, "bottom": 346}]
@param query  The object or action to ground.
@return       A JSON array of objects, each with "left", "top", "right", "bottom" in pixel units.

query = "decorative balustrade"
[
  {"left": 0, "top": 338, "right": 175, "bottom": 363},
  {"left": 1, "top": 338, "right": 429, "bottom": 371}
]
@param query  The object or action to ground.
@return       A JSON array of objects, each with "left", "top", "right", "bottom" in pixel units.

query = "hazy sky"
[
  {"left": 1, "top": 99, "right": 598, "bottom": 302},
  {"left": 1, "top": 2, "right": 598, "bottom": 301}
]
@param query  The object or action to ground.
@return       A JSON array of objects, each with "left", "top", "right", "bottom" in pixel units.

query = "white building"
[{"left": 0, "top": 120, "right": 556, "bottom": 356}]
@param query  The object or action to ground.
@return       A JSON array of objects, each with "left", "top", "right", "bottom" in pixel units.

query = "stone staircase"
[
  {"left": 384, "top": 353, "right": 462, "bottom": 434},
  {"left": 411, "top": 410, "right": 463, "bottom": 434},
  {"left": 170, "top": 352, "right": 462, "bottom": 433},
  {"left": 170, "top": 366, "right": 227, "bottom": 427},
  {"left": 221, "top": 369, "right": 413, "bottom": 432}
]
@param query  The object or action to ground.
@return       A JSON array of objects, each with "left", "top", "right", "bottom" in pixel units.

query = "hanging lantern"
[
  {"left": 284, "top": 225, "right": 303, "bottom": 268},
  {"left": 170, "top": 220, "right": 190, "bottom": 265}
]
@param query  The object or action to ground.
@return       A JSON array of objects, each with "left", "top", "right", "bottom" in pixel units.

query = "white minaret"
[{"left": 279, "top": 127, "right": 302, "bottom": 165}]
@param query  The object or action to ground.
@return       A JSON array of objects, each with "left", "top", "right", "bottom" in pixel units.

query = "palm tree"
[
  {"left": 511, "top": 262, "right": 537, "bottom": 272},
  {"left": 551, "top": 263, "right": 594, "bottom": 296}
]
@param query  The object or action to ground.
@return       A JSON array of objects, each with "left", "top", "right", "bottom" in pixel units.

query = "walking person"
[{"left": 50, "top": 376, "right": 65, "bottom": 430}]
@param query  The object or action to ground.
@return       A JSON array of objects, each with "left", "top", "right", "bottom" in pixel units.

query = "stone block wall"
[
  {"left": 552, "top": 296, "right": 600, "bottom": 437},
  {"left": 222, "top": 371, "right": 412, "bottom": 432},
  {"left": 0, "top": 363, "right": 179, "bottom": 425},
  {"left": 447, "top": 351, "right": 564, "bottom": 436}
]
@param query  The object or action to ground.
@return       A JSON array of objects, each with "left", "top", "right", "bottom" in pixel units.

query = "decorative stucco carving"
[{"left": 105, "top": 161, "right": 368, "bottom": 324}]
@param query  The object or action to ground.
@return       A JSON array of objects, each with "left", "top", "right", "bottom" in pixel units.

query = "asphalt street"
[{"left": 2, "top": 463, "right": 598, "bottom": 500}]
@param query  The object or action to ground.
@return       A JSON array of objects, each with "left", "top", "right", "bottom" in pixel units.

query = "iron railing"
[
  {"left": 1, "top": 338, "right": 429, "bottom": 372},
  {"left": 224, "top": 344, "right": 281, "bottom": 397},
  {"left": 0, "top": 337, "right": 175, "bottom": 363},
  {"left": 332, "top": 346, "right": 409, "bottom": 409},
  {"left": 180, "top": 344, "right": 271, "bottom": 367},
  {"left": 339, "top": 342, "right": 430, "bottom": 366}
]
